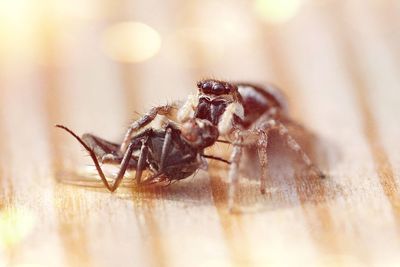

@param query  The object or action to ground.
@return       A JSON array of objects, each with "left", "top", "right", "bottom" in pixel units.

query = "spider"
[
  {"left": 119, "top": 79, "right": 325, "bottom": 211},
  {"left": 56, "top": 118, "right": 228, "bottom": 191},
  {"left": 178, "top": 79, "right": 326, "bottom": 209}
]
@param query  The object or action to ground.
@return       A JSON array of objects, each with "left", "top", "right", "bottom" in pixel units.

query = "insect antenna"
[{"left": 55, "top": 124, "right": 114, "bottom": 191}]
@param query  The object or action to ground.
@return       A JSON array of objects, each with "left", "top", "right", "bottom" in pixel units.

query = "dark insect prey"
[{"left": 56, "top": 118, "right": 227, "bottom": 191}]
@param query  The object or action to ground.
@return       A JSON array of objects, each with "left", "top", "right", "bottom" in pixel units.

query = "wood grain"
[{"left": 0, "top": 0, "right": 399, "bottom": 267}]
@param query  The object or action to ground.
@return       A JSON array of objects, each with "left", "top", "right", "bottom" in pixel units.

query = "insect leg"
[
  {"left": 275, "top": 121, "right": 325, "bottom": 179},
  {"left": 56, "top": 125, "right": 136, "bottom": 191},
  {"left": 159, "top": 127, "right": 173, "bottom": 171},
  {"left": 138, "top": 127, "right": 172, "bottom": 184},
  {"left": 215, "top": 139, "right": 231, "bottom": 144},
  {"left": 121, "top": 104, "right": 177, "bottom": 152},
  {"left": 109, "top": 142, "right": 138, "bottom": 191},
  {"left": 82, "top": 133, "right": 137, "bottom": 168},
  {"left": 135, "top": 138, "right": 149, "bottom": 185},
  {"left": 82, "top": 133, "right": 120, "bottom": 155},
  {"left": 202, "top": 154, "right": 231, "bottom": 164},
  {"left": 227, "top": 134, "right": 244, "bottom": 212}
]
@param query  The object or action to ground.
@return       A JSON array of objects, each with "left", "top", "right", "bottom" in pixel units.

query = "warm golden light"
[
  {"left": 50, "top": 0, "right": 100, "bottom": 21},
  {"left": 0, "top": 208, "right": 36, "bottom": 248},
  {"left": 195, "top": 1, "right": 257, "bottom": 43},
  {"left": 253, "top": 0, "right": 303, "bottom": 24},
  {"left": 15, "top": 264, "right": 48, "bottom": 267},
  {"left": 164, "top": 28, "right": 225, "bottom": 68},
  {"left": 0, "top": 0, "right": 39, "bottom": 62},
  {"left": 102, "top": 22, "right": 162, "bottom": 63}
]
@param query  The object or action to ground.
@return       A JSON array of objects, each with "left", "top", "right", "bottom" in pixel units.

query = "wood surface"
[{"left": 0, "top": 0, "right": 399, "bottom": 266}]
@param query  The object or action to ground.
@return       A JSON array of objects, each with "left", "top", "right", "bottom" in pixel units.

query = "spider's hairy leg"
[
  {"left": 227, "top": 134, "right": 244, "bottom": 212},
  {"left": 121, "top": 104, "right": 178, "bottom": 152},
  {"left": 218, "top": 102, "right": 244, "bottom": 135},
  {"left": 240, "top": 119, "right": 276, "bottom": 194},
  {"left": 276, "top": 121, "right": 326, "bottom": 179},
  {"left": 256, "top": 129, "right": 270, "bottom": 194},
  {"left": 177, "top": 94, "right": 198, "bottom": 122}
]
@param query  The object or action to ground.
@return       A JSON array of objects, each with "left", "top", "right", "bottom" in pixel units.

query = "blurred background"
[
  {"left": 0, "top": 0, "right": 398, "bottom": 137},
  {"left": 0, "top": 0, "right": 400, "bottom": 267}
]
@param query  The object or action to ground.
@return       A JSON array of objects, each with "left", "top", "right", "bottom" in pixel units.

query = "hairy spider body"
[
  {"left": 236, "top": 83, "right": 289, "bottom": 128},
  {"left": 178, "top": 79, "right": 325, "bottom": 211},
  {"left": 181, "top": 79, "right": 288, "bottom": 135},
  {"left": 56, "top": 118, "right": 224, "bottom": 191}
]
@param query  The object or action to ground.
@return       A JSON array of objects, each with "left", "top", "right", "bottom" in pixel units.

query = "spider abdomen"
[{"left": 236, "top": 83, "right": 289, "bottom": 128}]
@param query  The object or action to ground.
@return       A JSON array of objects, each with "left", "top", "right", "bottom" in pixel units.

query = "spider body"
[
  {"left": 236, "top": 83, "right": 289, "bottom": 128},
  {"left": 178, "top": 79, "right": 325, "bottom": 211},
  {"left": 189, "top": 79, "right": 289, "bottom": 135}
]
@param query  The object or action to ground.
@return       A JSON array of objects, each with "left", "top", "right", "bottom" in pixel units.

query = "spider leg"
[
  {"left": 177, "top": 94, "right": 198, "bottom": 122},
  {"left": 56, "top": 125, "right": 138, "bottom": 192},
  {"left": 275, "top": 121, "right": 325, "bottom": 179},
  {"left": 218, "top": 102, "right": 244, "bottom": 135},
  {"left": 227, "top": 134, "right": 244, "bottom": 212},
  {"left": 121, "top": 104, "right": 178, "bottom": 152},
  {"left": 256, "top": 129, "right": 270, "bottom": 194}
]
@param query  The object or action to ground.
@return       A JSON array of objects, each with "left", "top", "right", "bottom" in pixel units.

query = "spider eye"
[
  {"left": 202, "top": 82, "right": 212, "bottom": 90},
  {"left": 199, "top": 80, "right": 233, "bottom": 95},
  {"left": 212, "top": 83, "right": 225, "bottom": 94}
]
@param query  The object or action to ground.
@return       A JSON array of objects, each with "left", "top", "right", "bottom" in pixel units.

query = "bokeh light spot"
[
  {"left": 253, "top": 0, "right": 303, "bottom": 24},
  {"left": 102, "top": 22, "right": 161, "bottom": 63},
  {"left": 0, "top": 207, "right": 36, "bottom": 248}
]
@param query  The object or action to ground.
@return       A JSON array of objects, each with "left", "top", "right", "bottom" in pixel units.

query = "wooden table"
[{"left": 0, "top": 0, "right": 399, "bottom": 266}]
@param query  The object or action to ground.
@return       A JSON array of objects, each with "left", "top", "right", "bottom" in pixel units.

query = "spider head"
[
  {"left": 196, "top": 79, "right": 239, "bottom": 99},
  {"left": 181, "top": 119, "right": 219, "bottom": 149}
]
